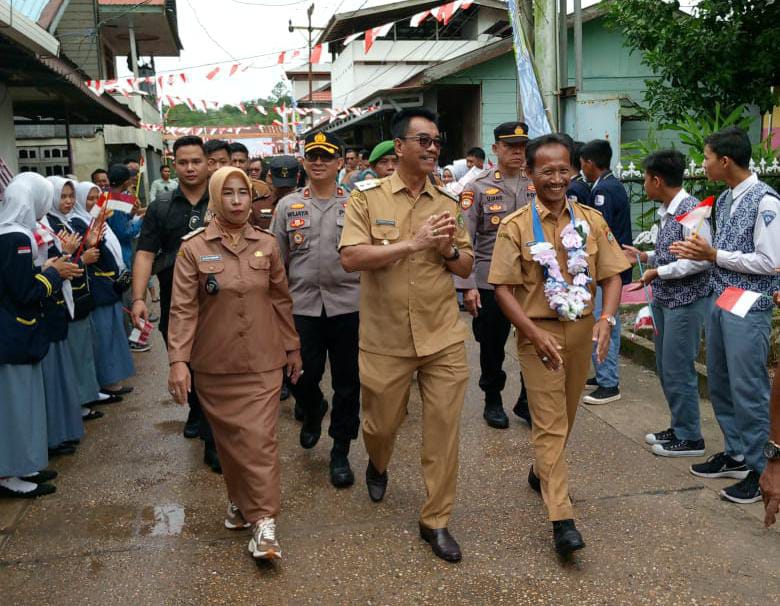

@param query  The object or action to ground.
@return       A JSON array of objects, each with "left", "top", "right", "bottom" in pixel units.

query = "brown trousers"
[
  {"left": 518, "top": 317, "right": 594, "bottom": 521},
  {"left": 359, "top": 342, "right": 469, "bottom": 529},
  {"left": 194, "top": 368, "right": 283, "bottom": 523}
]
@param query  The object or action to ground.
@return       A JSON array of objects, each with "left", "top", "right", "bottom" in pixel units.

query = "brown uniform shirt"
[
  {"left": 456, "top": 168, "right": 531, "bottom": 290},
  {"left": 339, "top": 171, "right": 473, "bottom": 358},
  {"left": 488, "top": 201, "right": 630, "bottom": 320},
  {"left": 168, "top": 221, "right": 300, "bottom": 374},
  {"left": 250, "top": 179, "right": 274, "bottom": 230}
]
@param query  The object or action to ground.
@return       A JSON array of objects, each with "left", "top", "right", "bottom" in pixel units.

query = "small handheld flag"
[
  {"left": 675, "top": 196, "right": 714, "bottom": 233},
  {"left": 715, "top": 287, "right": 763, "bottom": 318}
]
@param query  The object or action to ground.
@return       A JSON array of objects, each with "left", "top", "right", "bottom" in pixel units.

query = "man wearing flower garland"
[{"left": 489, "top": 134, "right": 629, "bottom": 557}]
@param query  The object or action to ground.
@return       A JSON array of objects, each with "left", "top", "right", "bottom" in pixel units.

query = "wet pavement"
[{"left": 2, "top": 316, "right": 779, "bottom": 605}]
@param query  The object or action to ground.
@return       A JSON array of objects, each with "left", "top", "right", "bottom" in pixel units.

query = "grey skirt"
[
  {"left": 64, "top": 318, "right": 100, "bottom": 405},
  {"left": 91, "top": 303, "right": 135, "bottom": 387},
  {"left": 41, "top": 340, "right": 85, "bottom": 448},
  {"left": 0, "top": 363, "right": 48, "bottom": 476}
]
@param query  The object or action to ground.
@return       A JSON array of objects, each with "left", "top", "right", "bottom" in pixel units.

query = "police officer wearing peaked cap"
[
  {"left": 271, "top": 130, "right": 362, "bottom": 488},
  {"left": 456, "top": 121, "right": 533, "bottom": 430}
]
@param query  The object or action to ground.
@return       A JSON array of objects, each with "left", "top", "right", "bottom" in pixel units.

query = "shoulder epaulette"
[
  {"left": 436, "top": 186, "right": 459, "bottom": 202},
  {"left": 500, "top": 206, "right": 529, "bottom": 225},
  {"left": 354, "top": 179, "right": 381, "bottom": 192},
  {"left": 181, "top": 226, "right": 206, "bottom": 241}
]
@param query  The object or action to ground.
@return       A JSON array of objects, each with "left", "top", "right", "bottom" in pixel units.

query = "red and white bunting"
[
  {"left": 410, "top": 10, "right": 431, "bottom": 27},
  {"left": 365, "top": 22, "right": 394, "bottom": 53},
  {"left": 310, "top": 44, "right": 323, "bottom": 64}
]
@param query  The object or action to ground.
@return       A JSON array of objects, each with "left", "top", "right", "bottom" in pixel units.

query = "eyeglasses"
[{"left": 400, "top": 135, "right": 444, "bottom": 149}]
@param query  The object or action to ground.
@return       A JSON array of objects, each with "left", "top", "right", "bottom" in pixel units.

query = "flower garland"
[{"left": 530, "top": 219, "right": 592, "bottom": 320}]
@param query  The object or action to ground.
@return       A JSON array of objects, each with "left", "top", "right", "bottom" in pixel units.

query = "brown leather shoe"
[{"left": 419, "top": 524, "right": 462, "bottom": 562}]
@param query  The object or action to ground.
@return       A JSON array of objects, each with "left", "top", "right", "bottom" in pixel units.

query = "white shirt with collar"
[
  {"left": 715, "top": 173, "right": 780, "bottom": 275},
  {"left": 646, "top": 189, "right": 712, "bottom": 279}
]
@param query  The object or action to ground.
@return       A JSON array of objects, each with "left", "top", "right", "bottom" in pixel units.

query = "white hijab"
[
  {"left": 75, "top": 182, "right": 126, "bottom": 272},
  {"left": 0, "top": 173, "right": 55, "bottom": 257},
  {"left": 46, "top": 176, "right": 77, "bottom": 231}
]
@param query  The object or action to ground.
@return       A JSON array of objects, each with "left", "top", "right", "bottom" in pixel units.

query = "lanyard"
[{"left": 530, "top": 200, "right": 576, "bottom": 246}]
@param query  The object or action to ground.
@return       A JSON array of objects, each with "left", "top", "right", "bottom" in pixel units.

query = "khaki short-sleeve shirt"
[
  {"left": 488, "top": 201, "right": 630, "bottom": 320},
  {"left": 339, "top": 171, "right": 473, "bottom": 357}
]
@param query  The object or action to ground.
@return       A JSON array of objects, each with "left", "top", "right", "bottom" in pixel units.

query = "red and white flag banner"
[
  {"left": 675, "top": 195, "right": 714, "bottom": 230},
  {"left": 715, "top": 287, "right": 763, "bottom": 318}
]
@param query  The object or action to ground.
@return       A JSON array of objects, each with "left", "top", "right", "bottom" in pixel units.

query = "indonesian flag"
[
  {"left": 343, "top": 32, "right": 361, "bottom": 46},
  {"left": 634, "top": 306, "right": 654, "bottom": 332},
  {"left": 90, "top": 192, "right": 136, "bottom": 217},
  {"left": 715, "top": 287, "right": 762, "bottom": 318},
  {"left": 410, "top": 10, "right": 431, "bottom": 27},
  {"left": 229, "top": 63, "right": 240, "bottom": 77},
  {"left": 310, "top": 44, "right": 323, "bottom": 64},
  {"left": 436, "top": 1, "right": 460, "bottom": 25},
  {"left": 206, "top": 67, "right": 220, "bottom": 80},
  {"left": 365, "top": 22, "right": 393, "bottom": 53},
  {"left": 255, "top": 104, "right": 268, "bottom": 115},
  {"left": 675, "top": 195, "right": 714, "bottom": 230},
  {"left": 277, "top": 51, "right": 286, "bottom": 64}
]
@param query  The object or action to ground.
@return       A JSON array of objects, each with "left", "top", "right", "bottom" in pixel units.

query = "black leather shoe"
[
  {"left": 300, "top": 399, "right": 328, "bottom": 449},
  {"left": 280, "top": 382, "right": 290, "bottom": 401},
  {"left": 553, "top": 519, "right": 585, "bottom": 557},
  {"left": 23, "top": 469, "right": 58, "bottom": 484},
  {"left": 330, "top": 452, "right": 355, "bottom": 488},
  {"left": 48, "top": 444, "right": 76, "bottom": 457},
  {"left": 528, "top": 465, "right": 541, "bottom": 494},
  {"left": 0, "top": 482, "right": 56, "bottom": 499},
  {"left": 293, "top": 400, "right": 304, "bottom": 422},
  {"left": 513, "top": 389, "right": 532, "bottom": 426},
  {"left": 204, "top": 446, "right": 222, "bottom": 474},
  {"left": 365, "top": 460, "right": 388, "bottom": 502},
  {"left": 419, "top": 524, "right": 462, "bottom": 562},
  {"left": 183, "top": 419, "right": 200, "bottom": 439}
]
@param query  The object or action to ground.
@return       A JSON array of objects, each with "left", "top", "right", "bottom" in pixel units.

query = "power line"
[{"left": 182, "top": 0, "right": 238, "bottom": 61}]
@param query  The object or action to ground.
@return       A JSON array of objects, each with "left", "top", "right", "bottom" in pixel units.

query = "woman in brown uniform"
[{"left": 167, "top": 166, "right": 301, "bottom": 561}]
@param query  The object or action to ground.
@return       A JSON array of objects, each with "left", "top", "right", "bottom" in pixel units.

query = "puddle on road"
[{"left": 145, "top": 504, "right": 186, "bottom": 537}]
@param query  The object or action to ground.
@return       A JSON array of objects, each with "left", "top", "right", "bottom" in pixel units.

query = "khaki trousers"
[
  {"left": 359, "top": 342, "right": 469, "bottom": 529},
  {"left": 518, "top": 317, "right": 594, "bottom": 521},
  {"left": 195, "top": 368, "right": 283, "bottom": 523}
]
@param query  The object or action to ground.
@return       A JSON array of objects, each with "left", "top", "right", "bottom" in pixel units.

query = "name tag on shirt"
[
  {"left": 200, "top": 255, "right": 222, "bottom": 262},
  {"left": 594, "top": 194, "right": 605, "bottom": 207},
  {"left": 375, "top": 219, "right": 396, "bottom": 226}
]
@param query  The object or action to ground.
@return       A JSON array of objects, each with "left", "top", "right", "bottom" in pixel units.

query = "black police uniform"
[
  {"left": 136, "top": 186, "right": 219, "bottom": 468},
  {"left": 589, "top": 171, "right": 633, "bottom": 284}
]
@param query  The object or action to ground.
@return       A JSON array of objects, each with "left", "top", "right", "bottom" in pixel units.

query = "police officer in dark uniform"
[
  {"left": 130, "top": 135, "right": 221, "bottom": 472},
  {"left": 579, "top": 139, "right": 633, "bottom": 405},
  {"left": 456, "top": 121, "right": 533, "bottom": 429},
  {"left": 272, "top": 132, "right": 361, "bottom": 488},
  {"left": 267, "top": 156, "right": 301, "bottom": 205},
  {"left": 567, "top": 140, "right": 591, "bottom": 206}
]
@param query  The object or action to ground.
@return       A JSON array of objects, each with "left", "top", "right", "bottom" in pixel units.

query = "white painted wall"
[
  {"left": 0, "top": 83, "right": 18, "bottom": 175},
  {"left": 331, "top": 39, "right": 489, "bottom": 108}
]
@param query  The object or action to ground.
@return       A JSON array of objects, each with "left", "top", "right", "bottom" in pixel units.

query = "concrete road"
[{"left": 1, "top": 317, "right": 779, "bottom": 605}]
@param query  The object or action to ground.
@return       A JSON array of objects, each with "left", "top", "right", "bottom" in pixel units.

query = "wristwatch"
[
  {"left": 764, "top": 440, "right": 780, "bottom": 460},
  {"left": 443, "top": 245, "right": 460, "bottom": 262},
  {"left": 600, "top": 314, "right": 617, "bottom": 327}
]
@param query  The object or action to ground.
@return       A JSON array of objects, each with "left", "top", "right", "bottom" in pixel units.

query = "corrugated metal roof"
[{"left": 11, "top": 0, "right": 52, "bottom": 22}]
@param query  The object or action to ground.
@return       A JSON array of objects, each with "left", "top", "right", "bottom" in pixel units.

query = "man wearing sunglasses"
[
  {"left": 339, "top": 108, "right": 474, "bottom": 563},
  {"left": 271, "top": 131, "right": 361, "bottom": 489}
]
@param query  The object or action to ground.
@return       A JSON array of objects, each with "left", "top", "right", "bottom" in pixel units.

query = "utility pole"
[
  {"left": 534, "top": 0, "right": 558, "bottom": 129},
  {"left": 289, "top": 4, "right": 324, "bottom": 129}
]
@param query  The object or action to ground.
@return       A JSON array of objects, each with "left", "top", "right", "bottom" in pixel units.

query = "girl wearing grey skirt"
[{"left": 0, "top": 174, "right": 81, "bottom": 498}]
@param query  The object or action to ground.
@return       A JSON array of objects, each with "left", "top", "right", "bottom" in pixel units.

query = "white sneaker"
[
  {"left": 224, "top": 501, "right": 251, "bottom": 530},
  {"left": 248, "top": 517, "right": 281, "bottom": 560}
]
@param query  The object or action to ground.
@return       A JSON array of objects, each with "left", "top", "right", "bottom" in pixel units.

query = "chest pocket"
[
  {"left": 370, "top": 224, "right": 400, "bottom": 245},
  {"left": 197, "top": 259, "right": 224, "bottom": 275},
  {"left": 482, "top": 200, "right": 507, "bottom": 231},
  {"left": 248, "top": 255, "right": 271, "bottom": 288}
]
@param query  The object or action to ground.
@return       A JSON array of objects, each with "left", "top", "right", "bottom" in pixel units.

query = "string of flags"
[{"left": 84, "top": 0, "right": 476, "bottom": 98}]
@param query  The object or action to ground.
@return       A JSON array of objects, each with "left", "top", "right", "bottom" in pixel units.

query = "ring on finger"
[
  {"left": 433, "top": 228, "right": 438, "bottom": 236},
  {"left": 541, "top": 356, "right": 549, "bottom": 362}
]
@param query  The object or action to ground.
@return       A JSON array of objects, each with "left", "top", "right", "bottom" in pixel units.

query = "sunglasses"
[
  {"left": 304, "top": 152, "right": 337, "bottom": 162},
  {"left": 399, "top": 135, "right": 445, "bottom": 149}
]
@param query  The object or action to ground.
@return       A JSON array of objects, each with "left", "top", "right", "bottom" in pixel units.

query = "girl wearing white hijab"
[
  {"left": 78, "top": 182, "right": 136, "bottom": 394},
  {"left": 41, "top": 176, "right": 89, "bottom": 456},
  {"left": 0, "top": 173, "right": 81, "bottom": 498}
]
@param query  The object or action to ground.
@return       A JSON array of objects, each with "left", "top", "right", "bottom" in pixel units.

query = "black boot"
[
  {"left": 300, "top": 398, "right": 328, "bottom": 449},
  {"left": 204, "top": 445, "right": 222, "bottom": 474},
  {"left": 483, "top": 393, "right": 509, "bottom": 429},
  {"left": 329, "top": 441, "right": 354, "bottom": 488},
  {"left": 183, "top": 406, "right": 201, "bottom": 439},
  {"left": 553, "top": 519, "right": 584, "bottom": 557},
  {"left": 512, "top": 385, "right": 532, "bottom": 427}
]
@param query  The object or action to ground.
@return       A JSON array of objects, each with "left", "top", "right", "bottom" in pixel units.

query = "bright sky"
[{"left": 117, "top": 0, "right": 392, "bottom": 105}]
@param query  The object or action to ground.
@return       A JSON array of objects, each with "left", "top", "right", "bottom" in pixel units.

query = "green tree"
[{"left": 608, "top": 0, "right": 780, "bottom": 125}]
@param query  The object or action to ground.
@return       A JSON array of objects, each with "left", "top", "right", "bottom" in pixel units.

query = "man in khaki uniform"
[
  {"left": 339, "top": 108, "right": 473, "bottom": 563},
  {"left": 488, "top": 134, "right": 629, "bottom": 558},
  {"left": 272, "top": 131, "right": 361, "bottom": 489},
  {"left": 457, "top": 121, "right": 532, "bottom": 429}
]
